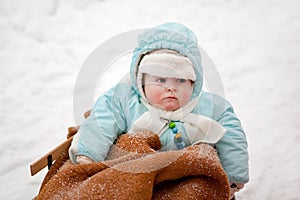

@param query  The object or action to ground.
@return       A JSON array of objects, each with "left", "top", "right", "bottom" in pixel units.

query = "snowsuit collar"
[{"left": 129, "top": 95, "right": 226, "bottom": 145}]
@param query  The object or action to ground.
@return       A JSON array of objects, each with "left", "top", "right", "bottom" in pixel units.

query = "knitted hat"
[
  {"left": 138, "top": 49, "right": 196, "bottom": 81},
  {"left": 137, "top": 49, "right": 196, "bottom": 101}
]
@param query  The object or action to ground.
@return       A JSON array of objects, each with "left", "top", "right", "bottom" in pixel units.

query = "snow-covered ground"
[{"left": 0, "top": 0, "right": 299, "bottom": 199}]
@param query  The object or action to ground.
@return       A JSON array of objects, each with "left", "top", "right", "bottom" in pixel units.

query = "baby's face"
[{"left": 143, "top": 74, "right": 193, "bottom": 111}]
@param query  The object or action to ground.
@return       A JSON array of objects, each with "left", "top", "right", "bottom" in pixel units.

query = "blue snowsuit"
[{"left": 69, "top": 22, "right": 249, "bottom": 184}]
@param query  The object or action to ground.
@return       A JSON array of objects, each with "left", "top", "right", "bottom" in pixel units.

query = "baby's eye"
[
  {"left": 177, "top": 79, "right": 187, "bottom": 83},
  {"left": 157, "top": 78, "right": 166, "bottom": 83}
]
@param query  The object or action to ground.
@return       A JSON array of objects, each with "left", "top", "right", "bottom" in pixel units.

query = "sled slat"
[{"left": 30, "top": 136, "right": 73, "bottom": 176}]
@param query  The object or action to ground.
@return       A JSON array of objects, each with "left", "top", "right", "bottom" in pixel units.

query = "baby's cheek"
[
  {"left": 146, "top": 91, "right": 161, "bottom": 105},
  {"left": 179, "top": 89, "right": 193, "bottom": 105}
]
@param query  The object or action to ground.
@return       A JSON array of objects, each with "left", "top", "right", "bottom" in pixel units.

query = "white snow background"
[{"left": 0, "top": 0, "right": 299, "bottom": 199}]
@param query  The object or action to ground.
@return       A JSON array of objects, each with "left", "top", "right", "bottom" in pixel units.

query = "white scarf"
[{"left": 129, "top": 96, "right": 226, "bottom": 145}]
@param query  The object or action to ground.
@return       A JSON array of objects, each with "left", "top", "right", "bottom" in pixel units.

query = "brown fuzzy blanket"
[{"left": 36, "top": 132, "right": 230, "bottom": 200}]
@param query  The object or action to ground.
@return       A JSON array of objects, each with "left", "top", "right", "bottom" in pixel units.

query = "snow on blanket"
[{"left": 36, "top": 132, "right": 230, "bottom": 200}]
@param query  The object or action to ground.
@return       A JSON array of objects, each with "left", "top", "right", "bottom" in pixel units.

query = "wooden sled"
[{"left": 30, "top": 110, "right": 91, "bottom": 176}]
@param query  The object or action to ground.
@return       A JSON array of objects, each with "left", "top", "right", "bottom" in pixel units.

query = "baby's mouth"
[{"left": 164, "top": 96, "right": 178, "bottom": 100}]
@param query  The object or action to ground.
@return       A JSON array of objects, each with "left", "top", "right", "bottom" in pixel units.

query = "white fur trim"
[{"left": 129, "top": 96, "right": 226, "bottom": 145}]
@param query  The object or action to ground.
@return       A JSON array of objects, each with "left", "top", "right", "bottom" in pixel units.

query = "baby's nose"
[{"left": 165, "top": 83, "right": 177, "bottom": 92}]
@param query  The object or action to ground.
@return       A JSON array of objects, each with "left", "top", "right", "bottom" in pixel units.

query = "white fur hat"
[{"left": 138, "top": 49, "right": 196, "bottom": 81}]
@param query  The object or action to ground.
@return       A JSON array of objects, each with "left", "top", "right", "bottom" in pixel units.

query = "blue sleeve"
[
  {"left": 69, "top": 84, "right": 128, "bottom": 162},
  {"left": 215, "top": 100, "right": 249, "bottom": 183}
]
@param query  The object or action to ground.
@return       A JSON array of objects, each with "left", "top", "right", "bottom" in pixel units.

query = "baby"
[{"left": 69, "top": 22, "right": 249, "bottom": 199}]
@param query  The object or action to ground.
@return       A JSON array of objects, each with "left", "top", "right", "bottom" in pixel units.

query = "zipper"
[{"left": 157, "top": 117, "right": 170, "bottom": 136}]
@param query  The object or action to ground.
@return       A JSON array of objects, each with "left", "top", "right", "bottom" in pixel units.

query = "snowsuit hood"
[{"left": 130, "top": 22, "right": 203, "bottom": 100}]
